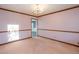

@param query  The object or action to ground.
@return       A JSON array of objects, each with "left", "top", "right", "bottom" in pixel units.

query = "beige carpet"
[{"left": 0, "top": 37, "right": 79, "bottom": 54}]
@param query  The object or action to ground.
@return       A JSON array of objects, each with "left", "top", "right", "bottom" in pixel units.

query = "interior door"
[{"left": 32, "top": 18, "right": 37, "bottom": 38}]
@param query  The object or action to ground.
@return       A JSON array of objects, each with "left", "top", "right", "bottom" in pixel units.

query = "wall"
[
  {"left": 0, "top": 9, "right": 32, "bottom": 44},
  {"left": 38, "top": 7, "right": 79, "bottom": 46}
]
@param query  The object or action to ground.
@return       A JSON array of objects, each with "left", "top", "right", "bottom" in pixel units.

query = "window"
[{"left": 7, "top": 24, "right": 19, "bottom": 41}]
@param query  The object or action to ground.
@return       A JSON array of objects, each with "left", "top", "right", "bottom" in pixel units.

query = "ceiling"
[{"left": 0, "top": 4, "right": 78, "bottom": 17}]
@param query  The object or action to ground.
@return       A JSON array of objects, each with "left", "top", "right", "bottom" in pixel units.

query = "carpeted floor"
[{"left": 0, "top": 37, "right": 79, "bottom": 54}]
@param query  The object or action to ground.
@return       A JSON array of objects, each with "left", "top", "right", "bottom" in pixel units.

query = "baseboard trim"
[
  {"left": 38, "top": 35, "right": 79, "bottom": 47},
  {"left": 0, "top": 37, "right": 32, "bottom": 46}
]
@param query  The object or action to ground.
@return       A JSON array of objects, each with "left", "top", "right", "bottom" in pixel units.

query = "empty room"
[{"left": 0, "top": 4, "right": 79, "bottom": 54}]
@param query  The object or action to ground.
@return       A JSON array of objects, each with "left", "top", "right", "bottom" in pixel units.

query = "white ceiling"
[{"left": 0, "top": 4, "right": 78, "bottom": 16}]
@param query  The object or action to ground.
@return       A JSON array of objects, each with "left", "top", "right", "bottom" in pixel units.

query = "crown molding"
[
  {"left": 37, "top": 5, "right": 79, "bottom": 17},
  {"left": 0, "top": 5, "right": 79, "bottom": 18},
  {"left": 0, "top": 7, "right": 37, "bottom": 17}
]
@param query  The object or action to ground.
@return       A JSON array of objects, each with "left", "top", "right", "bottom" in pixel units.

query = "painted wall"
[
  {"left": 0, "top": 9, "right": 32, "bottom": 44},
  {"left": 38, "top": 8, "right": 79, "bottom": 46}
]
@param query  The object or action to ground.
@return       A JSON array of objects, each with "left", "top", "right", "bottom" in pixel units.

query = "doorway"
[{"left": 32, "top": 18, "right": 37, "bottom": 38}]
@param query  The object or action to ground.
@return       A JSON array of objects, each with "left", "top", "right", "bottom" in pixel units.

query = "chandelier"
[{"left": 32, "top": 4, "right": 45, "bottom": 16}]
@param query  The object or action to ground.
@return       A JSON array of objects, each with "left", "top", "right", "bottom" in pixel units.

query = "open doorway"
[{"left": 32, "top": 18, "right": 37, "bottom": 38}]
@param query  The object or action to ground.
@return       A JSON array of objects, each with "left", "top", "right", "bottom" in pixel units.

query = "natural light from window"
[{"left": 7, "top": 24, "right": 19, "bottom": 41}]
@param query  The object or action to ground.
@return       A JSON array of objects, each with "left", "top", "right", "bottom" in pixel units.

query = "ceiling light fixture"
[
  {"left": 32, "top": 4, "right": 46, "bottom": 16},
  {"left": 32, "top": 4, "right": 48, "bottom": 16},
  {"left": 32, "top": 4, "right": 40, "bottom": 16}
]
